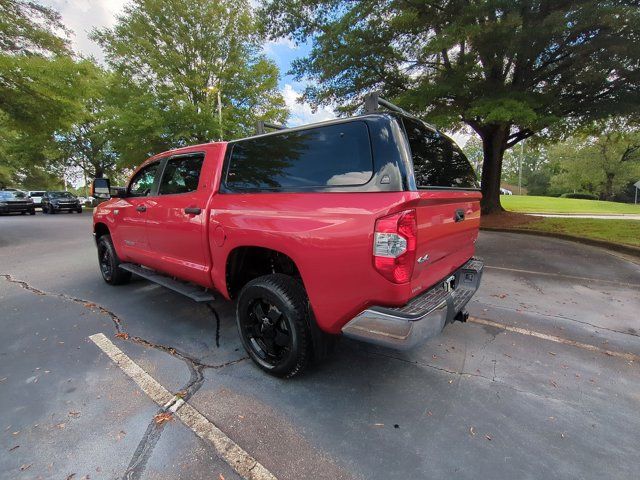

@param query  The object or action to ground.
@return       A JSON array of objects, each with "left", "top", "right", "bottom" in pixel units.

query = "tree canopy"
[
  {"left": 261, "top": 0, "right": 640, "bottom": 212},
  {"left": 92, "top": 0, "right": 287, "bottom": 166}
]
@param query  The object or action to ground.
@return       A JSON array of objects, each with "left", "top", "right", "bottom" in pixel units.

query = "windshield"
[
  {"left": 49, "top": 191, "right": 75, "bottom": 199},
  {"left": 30, "top": 191, "right": 45, "bottom": 196},
  {"left": 0, "top": 191, "right": 26, "bottom": 200}
]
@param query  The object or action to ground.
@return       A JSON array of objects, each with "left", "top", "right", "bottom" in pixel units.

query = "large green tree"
[
  {"left": 548, "top": 121, "right": 640, "bottom": 199},
  {"left": 92, "top": 0, "right": 287, "bottom": 167},
  {"left": 262, "top": 0, "right": 640, "bottom": 213},
  {"left": 0, "top": 0, "right": 97, "bottom": 187}
]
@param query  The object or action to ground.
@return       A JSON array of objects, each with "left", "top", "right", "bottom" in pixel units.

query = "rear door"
[
  {"left": 144, "top": 152, "right": 211, "bottom": 286},
  {"left": 400, "top": 117, "right": 481, "bottom": 289}
]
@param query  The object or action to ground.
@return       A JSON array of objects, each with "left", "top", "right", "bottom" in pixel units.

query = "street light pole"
[
  {"left": 217, "top": 89, "right": 222, "bottom": 141},
  {"left": 518, "top": 138, "right": 524, "bottom": 195}
]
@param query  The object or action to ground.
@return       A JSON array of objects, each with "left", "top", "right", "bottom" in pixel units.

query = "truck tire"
[
  {"left": 97, "top": 234, "right": 132, "bottom": 285},
  {"left": 236, "top": 274, "right": 313, "bottom": 378}
]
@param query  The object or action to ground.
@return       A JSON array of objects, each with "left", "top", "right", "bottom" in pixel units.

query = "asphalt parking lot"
[{"left": 1, "top": 212, "right": 639, "bottom": 480}]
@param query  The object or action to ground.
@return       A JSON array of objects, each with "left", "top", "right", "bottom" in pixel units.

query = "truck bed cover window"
[
  {"left": 226, "top": 121, "right": 373, "bottom": 191},
  {"left": 402, "top": 117, "right": 478, "bottom": 189}
]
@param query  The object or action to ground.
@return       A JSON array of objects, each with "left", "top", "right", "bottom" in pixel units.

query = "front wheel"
[
  {"left": 76, "top": 208, "right": 82, "bottom": 214},
  {"left": 236, "top": 274, "right": 313, "bottom": 378},
  {"left": 29, "top": 209, "right": 35, "bottom": 215},
  {"left": 96, "top": 234, "right": 132, "bottom": 285}
]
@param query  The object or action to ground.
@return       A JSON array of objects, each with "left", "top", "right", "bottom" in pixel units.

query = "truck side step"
[{"left": 119, "top": 263, "right": 215, "bottom": 302}]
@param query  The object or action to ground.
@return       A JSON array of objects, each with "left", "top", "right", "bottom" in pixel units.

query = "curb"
[{"left": 480, "top": 226, "right": 640, "bottom": 259}]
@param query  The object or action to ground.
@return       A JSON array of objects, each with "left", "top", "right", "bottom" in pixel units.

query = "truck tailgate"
[{"left": 409, "top": 190, "right": 481, "bottom": 295}]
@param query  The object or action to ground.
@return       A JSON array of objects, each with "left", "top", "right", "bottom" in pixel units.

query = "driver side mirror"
[
  {"left": 91, "top": 178, "right": 126, "bottom": 199},
  {"left": 91, "top": 178, "right": 111, "bottom": 199}
]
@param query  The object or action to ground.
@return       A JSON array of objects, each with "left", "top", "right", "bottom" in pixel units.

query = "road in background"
[{"left": 1, "top": 213, "right": 639, "bottom": 479}]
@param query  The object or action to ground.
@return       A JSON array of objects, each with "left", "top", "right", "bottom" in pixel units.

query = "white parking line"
[
  {"left": 468, "top": 317, "right": 639, "bottom": 363},
  {"left": 89, "top": 333, "right": 278, "bottom": 480}
]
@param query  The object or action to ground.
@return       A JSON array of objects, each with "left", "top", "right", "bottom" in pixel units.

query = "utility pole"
[
  {"left": 634, "top": 180, "right": 640, "bottom": 204},
  {"left": 205, "top": 85, "right": 223, "bottom": 141},
  {"left": 217, "top": 89, "right": 222, "bottom": 141},
  {"left": 518, "top": 138, "right": 524, "bottom": 195}
]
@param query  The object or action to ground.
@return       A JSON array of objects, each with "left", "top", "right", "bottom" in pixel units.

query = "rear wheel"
[
  {"left": 76, "top": 208, "right": 82, "bottom": 213},
  {"left": 48, "top": 205, "right": 56, "bottom": 214},
  {"left": 29, "top": 209, "right": 35, "bottom": 215},
  {"left": 236, "top": 274, "right": 312, "bottom": 378},
  {"left": 97, "top": 234, "right": 132, "bottom": 285}
]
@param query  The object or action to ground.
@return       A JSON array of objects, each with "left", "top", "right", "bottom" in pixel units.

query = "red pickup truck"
[{"left": 92, "top": 100, "right": 483, "bottom": 377}]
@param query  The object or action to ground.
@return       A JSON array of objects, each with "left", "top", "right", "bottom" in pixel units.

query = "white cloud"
[
  {"left": 40, "top": 0, "right": 128, "bottom": 60},
  {"left": 282, "top": 84, "right": 335, "bottom": 127}
]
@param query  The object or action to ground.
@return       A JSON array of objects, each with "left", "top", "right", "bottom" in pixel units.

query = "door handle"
[
  {"left": 184, "top": 207, "right": 201, "bottom": 215},
  {"left": 454, "top": 209, "right": 465, "bottom": 222},
  {"left": 136, "top": 205, "right": 146, "bottom": 212}
]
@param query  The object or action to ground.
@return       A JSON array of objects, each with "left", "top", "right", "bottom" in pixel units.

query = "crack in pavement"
[
  {"left": 365, "top": 350, "right": 585, "bottom": 409},
  {"left": 476, "top": 299, "right": 640, "bottom": 338},
  {"left": 1, "top": 273, "right": 248, "bottom": 479}
]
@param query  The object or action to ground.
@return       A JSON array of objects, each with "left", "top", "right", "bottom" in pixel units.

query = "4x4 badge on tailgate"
[{"left": 417, "top": 254, "right": 430, "bottom": 264}]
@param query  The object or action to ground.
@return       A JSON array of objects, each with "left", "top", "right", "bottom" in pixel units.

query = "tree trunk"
[{"left": 480, "top": 126, "right": 509, "bottom": 215}]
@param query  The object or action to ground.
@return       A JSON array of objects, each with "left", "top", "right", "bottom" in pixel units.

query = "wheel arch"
[
  {"left": 94, "top": 222, "right": 110, "bottom": 242},
  {"left": 225, "top": 246, "right": 305, "bottom": 299}
]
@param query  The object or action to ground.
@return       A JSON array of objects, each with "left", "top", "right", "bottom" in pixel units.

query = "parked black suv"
[
  {"left": 41, "top": 191, "right": 83, "bottom": 214},
  {"left": 0, "top": 190, "right": 36, "bottom": 215}
]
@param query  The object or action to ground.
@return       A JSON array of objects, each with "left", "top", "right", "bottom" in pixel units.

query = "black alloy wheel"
[
  {"left": 96, "top": 234, "right": 132, "bottom": 285},
  {"left": 236, "top": 274, "right": 312, "bottom": 377}
]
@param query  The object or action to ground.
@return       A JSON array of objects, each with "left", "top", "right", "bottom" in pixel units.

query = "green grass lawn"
[
  {"left": 507, "top": 217, "right": 640, "bottom": 248},
  {"left": 501, "top": 195, "right": 640, "bottom": 214}
]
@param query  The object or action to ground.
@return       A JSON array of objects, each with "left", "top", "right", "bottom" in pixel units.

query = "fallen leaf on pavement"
[
  {"left": 67, "top": 474, "right": 76, "bottom": 480},
  {"left": 485, "top": 434, "right": 492, "bottom": 441},
  {"left": 69, "top": 411, "right": 80, "bottom": 417},
  {"left": 55, "top": 422, "right": 66, "bottom": 429},
  {"left": 550, "top": 380, "right": 558, "bottom": 388},
  {"left": 373, "top": 423, "right": 384, "bottom": 427},
  {"left": 548, "top": 352, "right": 556, "bottom": 356},
  {"left": 20, "top": 464, "right": 32, "bottom": 471},
  {"left": 469, "top": 427, "right": 476, "bottom": 436},
  {"left": 115, "top": 332, "right": 129, "bottom": 340},
  {"left": 154, "top": 412, "right": 173, "bottom": 425},
  {"left": 9, "top": 445, "right": 19, "bottom": 452},
  {"left": 219, "top": 475, "right": 225, "bottom": 480}
]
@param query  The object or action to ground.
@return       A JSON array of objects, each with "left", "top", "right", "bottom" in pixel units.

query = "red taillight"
[{"left": 373, "top": 209, "right": 417, "bottom": 284}]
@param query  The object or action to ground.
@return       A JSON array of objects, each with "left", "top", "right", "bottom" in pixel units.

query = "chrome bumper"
[{"left": 341, "top": 258, "right": 483, "bottom": 350}]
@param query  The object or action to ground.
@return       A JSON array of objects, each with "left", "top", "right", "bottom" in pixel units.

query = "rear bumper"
[{"left": 341, "top": 258, "right": 483, "bottom": 349}]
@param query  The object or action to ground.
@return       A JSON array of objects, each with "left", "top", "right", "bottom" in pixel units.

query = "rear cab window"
[
  {"left": 401, "top": 117, "right": 479, "bottom": 189},
  {"left": 224, "top": 121, "right": 373, "bottom": 191}
]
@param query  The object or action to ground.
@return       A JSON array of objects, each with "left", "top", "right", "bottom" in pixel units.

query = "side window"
[
  {"left": 129, "top": 162, "right": 160, "bottom": 196},
  {"left": 226, "top": 121, "right": 373, "bottom": 191},
  {"left": 402, "top": 117, "right": 479, "bottom": 189},
  {"left": 159, "top": 155, "right": 204, "bottom": 195}
]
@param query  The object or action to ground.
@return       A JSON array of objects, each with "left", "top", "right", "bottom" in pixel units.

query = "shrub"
[{"left": 560, "top": 192, "right": 599, "bottom": 200}]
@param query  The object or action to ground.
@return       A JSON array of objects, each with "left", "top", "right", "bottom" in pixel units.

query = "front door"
[
  {"left": 145, "top": 153, "right": 211, "bottom": 286},
  {"left": 116, "top": 161, "right": 161, "bottom": 261}
]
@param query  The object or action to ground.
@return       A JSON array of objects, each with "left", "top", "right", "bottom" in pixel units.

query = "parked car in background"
[
  {"left": 28, "top": 190, "right": 46, "bottom": 208},
  {"left": 41, "top": 191, "right": 83, "bottom": 214},
  {"left": 0, "top": 190, "right": 36, "bottom": 215},
  {"left": 500, "top": 187, "right": 513, "bottom": 195}
]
